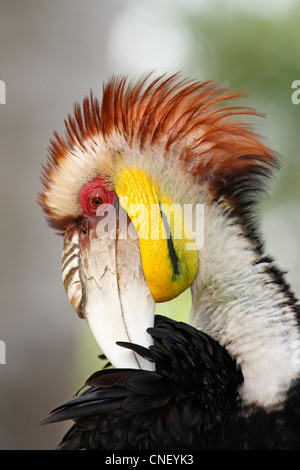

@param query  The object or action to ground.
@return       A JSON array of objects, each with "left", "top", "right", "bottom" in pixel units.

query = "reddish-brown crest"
[{"left": 39, "top": 73, "right": 278, "bottom": 227}]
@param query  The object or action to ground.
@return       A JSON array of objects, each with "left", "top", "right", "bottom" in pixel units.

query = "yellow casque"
[{"left": 115, "top": 168, "right": 198, "bottom": 302}]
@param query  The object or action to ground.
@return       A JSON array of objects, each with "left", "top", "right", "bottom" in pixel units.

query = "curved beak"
[{"left": 61, "top": 204, "right": 156, "bottom": 370}]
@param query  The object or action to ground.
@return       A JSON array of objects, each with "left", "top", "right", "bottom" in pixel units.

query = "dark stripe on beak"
[{"left": 160, "top": 206, "right": 180, "bottom": 277}]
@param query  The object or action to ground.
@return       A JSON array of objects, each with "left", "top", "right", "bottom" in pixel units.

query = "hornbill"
[{"left": 39, "top": 73, "right": 300, "bottom": 449}]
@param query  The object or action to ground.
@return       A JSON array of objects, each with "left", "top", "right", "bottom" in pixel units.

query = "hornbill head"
[{"left": 39, "top": 73, "right": 276, "bottom": 372}]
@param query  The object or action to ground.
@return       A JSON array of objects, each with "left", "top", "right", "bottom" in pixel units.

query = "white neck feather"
[{"left": 189, "top": 201, "right": 300, "bottom": 408}]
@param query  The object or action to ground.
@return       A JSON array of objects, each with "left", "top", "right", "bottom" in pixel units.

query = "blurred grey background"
[{"left": 0, "top": 0, "right": 299, "bottom": 449}]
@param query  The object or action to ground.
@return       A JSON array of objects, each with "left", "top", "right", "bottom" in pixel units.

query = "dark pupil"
[{"left": 90, "top": 194, "right": 103, "bottom": 208}]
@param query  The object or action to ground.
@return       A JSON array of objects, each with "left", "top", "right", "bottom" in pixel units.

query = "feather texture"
[
  {"left": 38, "top": 73, "right": 278, "bottom": 231},
  {"left": 40, "top": 315, "right": 300, "bottom": 449},
  {"left": 40, "top": 315, "right": 243, "bottom": 450}
]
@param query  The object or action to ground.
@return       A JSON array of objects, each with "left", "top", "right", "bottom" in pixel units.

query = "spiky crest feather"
[{"left": 39, "top": 73, "right": 278, "bottom": 230}]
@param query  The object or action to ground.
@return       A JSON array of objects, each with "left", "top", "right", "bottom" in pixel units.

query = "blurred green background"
[{"left": 0, "top": 0, "right": 299, "bottom": 449}]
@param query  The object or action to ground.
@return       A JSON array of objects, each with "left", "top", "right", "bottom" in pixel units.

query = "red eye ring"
[
  {"left": 79, "top": 176, "right": 117, "bottom": 217},
  {"left": 89, "top": 194, "right": 104, "bottom": 210}
]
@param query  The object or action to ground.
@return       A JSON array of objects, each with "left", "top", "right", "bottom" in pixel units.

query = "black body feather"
[{"left": 41, "top": 315, "right": 300, "bottom": 450}]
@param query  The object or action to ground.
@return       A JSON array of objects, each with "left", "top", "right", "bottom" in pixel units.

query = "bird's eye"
[
  {"left": 89, "top": 194, "right": 104, "bottom": 210},
  {"left": 79, "top": 176, "right": 116, "bottom": 217}
]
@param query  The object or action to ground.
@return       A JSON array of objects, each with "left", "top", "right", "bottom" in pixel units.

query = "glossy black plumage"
[
  {"left": 41, "top": 315, "right": 242, "bottom": 449},
  {"left": 41, "top": 315, "right": 300, "bottom": 450}
]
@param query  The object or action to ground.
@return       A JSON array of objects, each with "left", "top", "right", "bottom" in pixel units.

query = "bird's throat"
[{"left": 189, "top": 202, "right": 300, "bottom": 408}]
